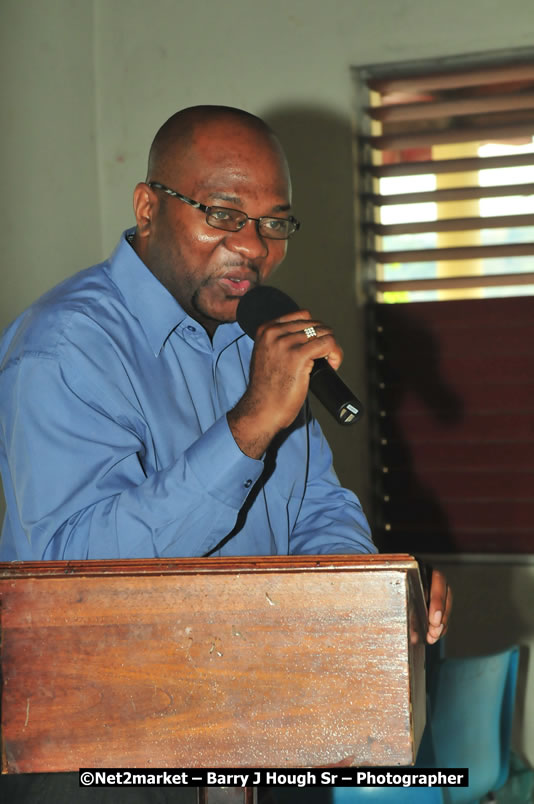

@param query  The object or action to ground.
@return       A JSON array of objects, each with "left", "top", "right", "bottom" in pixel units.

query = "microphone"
[{"left": 236, "top": 286, "right": 363, "bottom": 425}]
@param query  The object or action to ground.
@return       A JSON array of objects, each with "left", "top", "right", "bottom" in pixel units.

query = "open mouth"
[{"left": 219, "top": 276, "right": 255, "bottom": 295}]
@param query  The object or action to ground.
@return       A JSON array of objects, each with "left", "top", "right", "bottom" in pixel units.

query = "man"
[
  {"left": 0, "top": 104, "right": 450, "bottom": 631},
  {"left": 0, "top": 107, "right": 449, "bottom": 795}
]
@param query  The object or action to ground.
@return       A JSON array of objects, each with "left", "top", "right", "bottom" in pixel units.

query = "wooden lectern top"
[{"left": 0, "top": 553, "right": 427, "bottom": 772}]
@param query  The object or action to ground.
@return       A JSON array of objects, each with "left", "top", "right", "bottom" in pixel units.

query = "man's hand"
[
  {"left": 426, "top": 568, "right": 452, "bottom": 644},
  {"left": 228, "top": 310, "right": 343, "bottom": 458}
]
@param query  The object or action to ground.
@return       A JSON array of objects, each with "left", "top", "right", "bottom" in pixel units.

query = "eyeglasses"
[{"left": 148, "top": 182, "right": 300, "bottom": 240}]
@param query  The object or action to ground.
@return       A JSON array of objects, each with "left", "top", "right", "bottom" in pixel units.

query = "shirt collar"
[{"left": 106, "top": 228, "right": 245, "bottom": 356}]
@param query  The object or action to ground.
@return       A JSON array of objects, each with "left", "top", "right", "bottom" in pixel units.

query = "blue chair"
[
  {"left": 426, "top": 645, "right": 519, "bottom": 804},
  {"left": 333, "top": 783, "right": 443, "bottom": 803},
  {"left": 332, "top": 646, "right": 519, "bottom": 804}
]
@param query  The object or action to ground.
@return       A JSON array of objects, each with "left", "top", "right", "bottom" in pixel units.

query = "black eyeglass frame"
[{"left": 147, "top": 181, "right": 300, "bottom": 240}]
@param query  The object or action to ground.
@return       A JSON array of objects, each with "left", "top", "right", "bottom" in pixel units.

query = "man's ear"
[{"left": 133, "top": 182, "right": 157, "bottom": 238}]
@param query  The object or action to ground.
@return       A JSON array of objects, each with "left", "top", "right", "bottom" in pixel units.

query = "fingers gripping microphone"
[{"left": 236, "top": 286, "right": 363, "bottom": 425}]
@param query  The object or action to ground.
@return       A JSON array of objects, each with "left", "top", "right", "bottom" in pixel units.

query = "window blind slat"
[
  {"left": 367, "top": 214, "right": 534, "bottom": 236},
  {"left": 364, "top": 120, "right": 534, "bottom": 150},
  {"left": 366, "top": 61, "right": 534, "bottom": 94},
  {"left": 368, "top": 91, "right": 534, "bottom": 123},
  {"left": 366, "top": 152, "right": 534, "bottom": 178},
  {"left": 374, "top": 271, "right": 534, "bottom": 291},
  {"left": 364, "top": 183, "right": 534, "bottom": 206},
  {"left": 373, "top": 242, "right": 534, "bottom": 264}
]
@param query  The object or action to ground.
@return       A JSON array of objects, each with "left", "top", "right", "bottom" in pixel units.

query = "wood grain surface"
[{"left": 0, "top": 554, "right": 426, "bottom": 772}]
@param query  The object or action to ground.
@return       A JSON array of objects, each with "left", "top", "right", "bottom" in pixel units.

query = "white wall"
[
  {"left": 1, "top": 0, "right": 100, "bottom": 325},
  {"left": 4, "top": 0, "right": 534, "bottom": 499},
  {"left": 2, "top": 0, "right": 534, "bottom": 766}
]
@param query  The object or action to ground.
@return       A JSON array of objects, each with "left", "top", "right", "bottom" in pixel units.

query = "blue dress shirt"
[{"left": 0, "top": 230, "right": 375, "bottom": 561}]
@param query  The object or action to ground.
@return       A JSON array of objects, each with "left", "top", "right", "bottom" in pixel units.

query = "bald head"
[
  {"left": 146, "top": 105, "right": 284, "bottom": 185},
  {"left": 132, "top": 105, "right": 293, "bottom": 335}
]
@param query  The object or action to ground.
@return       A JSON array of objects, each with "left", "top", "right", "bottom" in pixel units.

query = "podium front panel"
[{"left": 0, "top": 554, "right": 426, "bottom": 772}]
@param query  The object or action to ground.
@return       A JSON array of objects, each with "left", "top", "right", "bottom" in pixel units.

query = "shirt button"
[
  {"left": 187, "top": 325, "right": 196, "bottom": 332},
  {"left": 244, "top": 479, "right": 253, "bottom": 489}
]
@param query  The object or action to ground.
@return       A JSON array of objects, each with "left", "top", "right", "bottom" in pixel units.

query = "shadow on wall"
[
  {"left": 261, "top": 104, "right": 368, "bottom": 497},
  {"left": 261, "top": 104, "right": 357, "bottom": 318},
  {"left": 370, "top": 302, "right": 464, "bottom": 555}
]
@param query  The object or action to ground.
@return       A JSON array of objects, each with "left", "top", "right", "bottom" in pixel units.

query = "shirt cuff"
[{"left": 186, "top": 415, "right": 265, "bottom": 509}]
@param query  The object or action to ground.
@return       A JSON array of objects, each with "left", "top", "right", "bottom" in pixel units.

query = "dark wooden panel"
[
  {"left": 375, "top": 298, "right": 532, "bottom": 331},
  {"left": 378, "top": 383, "right": 534, "bottom": 414},
  {"left": 380, "top": 527, "right": 532, "bottom": 554},
  {"left": 383, "top": 498, "right": 534, "bottom": 530},
  {"left": 375, "top": 297, "right": 534, "bottom": 328},
  {"left": 370, "top": 296, "right": 534, "bottom": 553},
  {"left": 0, "top": 555, "right": 427, "bottom": 773},
  {"left": 379, "top": 353, "right": 534, "bottom": 385},
  {"left": 382, "top": 468, "right": 534, "bottom": 500},
  {"left": 379, "top": 439, "right": 534, "bottom": 470},
  {"left": 380, "top": 328, "right": 534, "bottom": 357},
  {"left": 380, "top": 410, "right": 534, "bottom": 441}
]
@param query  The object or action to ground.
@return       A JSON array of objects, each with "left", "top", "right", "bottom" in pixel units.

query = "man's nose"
[{"left": 225, "top": 219, "right": 269, "bottom": 260}]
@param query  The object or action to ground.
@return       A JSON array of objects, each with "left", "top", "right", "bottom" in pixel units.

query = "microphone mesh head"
[{"left": 236, "top": 286, "right": 299, "bottom": 339}]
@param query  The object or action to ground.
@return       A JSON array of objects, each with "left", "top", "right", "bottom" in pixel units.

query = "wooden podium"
[{"left": 0, "top": 554, "right": 427, "bottom": 777}]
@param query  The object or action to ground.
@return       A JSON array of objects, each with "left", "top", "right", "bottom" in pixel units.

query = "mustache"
[
  {"left": 194, "top": 264, "right": 260, "bottom": 292},
  {"left": 219, "top": 263, "right": 260, "bottom": 283},
  {"left": 221, "top": 261, "right": 260, "bottom": 273}
]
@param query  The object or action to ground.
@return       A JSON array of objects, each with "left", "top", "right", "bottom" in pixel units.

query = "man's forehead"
[
  {"left": 193, "top": 130, "right": 285, "bottom": 166},
  {"left": 178, "top": 138, "right": 291, "bottom": 196},
  {"left": 193, "top": 168, "right": 291, "bottom": 203}
]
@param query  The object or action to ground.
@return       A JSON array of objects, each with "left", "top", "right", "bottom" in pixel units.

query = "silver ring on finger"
[{"left": 304, "top": 326, "right": 317, "bottom": 339}]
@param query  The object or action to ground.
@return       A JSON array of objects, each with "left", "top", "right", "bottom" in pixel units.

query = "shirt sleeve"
[
  {"left": 1, "top": 353, "right": 264, "bottom": 560},
  {"left": 289, "top": 411, "right": 377, "bottom": 556}
]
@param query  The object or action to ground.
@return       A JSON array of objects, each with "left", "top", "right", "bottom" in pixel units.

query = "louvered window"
[
  {"left": 354, "top": 53, "right": 534, "bottom": 555},
  {"left": 357, "top": 54, "right": 534, "bottom": 302}
]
